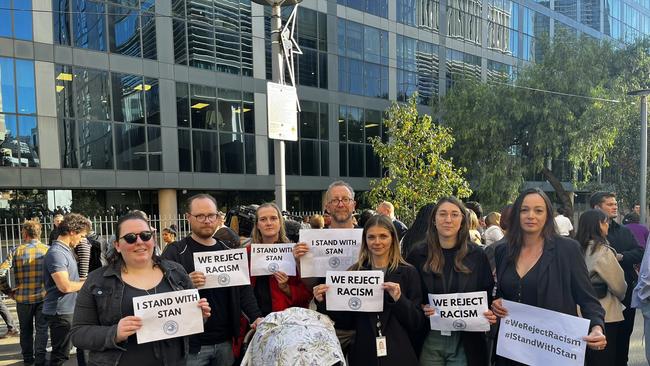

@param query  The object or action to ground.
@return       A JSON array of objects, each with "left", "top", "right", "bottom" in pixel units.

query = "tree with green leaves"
[{"left": 368, "top": 94, "right": 472, "bottom": 226}]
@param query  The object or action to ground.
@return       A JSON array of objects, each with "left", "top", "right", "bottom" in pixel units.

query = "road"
[{"left": 0, "top": 301, "right": 644, "bottom": 365}]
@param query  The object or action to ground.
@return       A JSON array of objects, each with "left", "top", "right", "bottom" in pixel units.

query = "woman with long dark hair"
[
  {"left": 400, "top": 204, "right": 436, "bottom": 258},
  {"left": 576, "top": 209, "right": 626, "bottom": 366},
  {"left": 407, "top": 197, "right": 496, "bottom": 366},
  {"left": 491, "top": 188, "right": 607, "bottom": 365},
  {"left": 70, "top": 213, "right": 210, "bottom": 365},
  {"left": 313, "top": 215, "right": 423, "bottom": 366}
]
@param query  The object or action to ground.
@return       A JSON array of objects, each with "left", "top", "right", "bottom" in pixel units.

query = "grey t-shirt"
[{"left": 43, "top": 241, "right": 80, "bottom": 315}]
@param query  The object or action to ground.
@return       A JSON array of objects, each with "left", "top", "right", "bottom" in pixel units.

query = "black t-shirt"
[
  {"left": 161, "top": 237, "right": 231, "bottom": 347},
  {"left": 119, "top": 279, "right": 183, "bottom": 366},
  {"left": 431, "top": 247, "right": 460, "bottom": 293}
]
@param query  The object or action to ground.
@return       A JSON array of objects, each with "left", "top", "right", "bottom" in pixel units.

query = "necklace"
[{"left": 144, "top": 284, "right": 158, "bottom": 296}]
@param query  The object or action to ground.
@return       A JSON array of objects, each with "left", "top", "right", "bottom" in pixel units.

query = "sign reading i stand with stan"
[{"left": 267, "top": 82, "right": 298, "bottom": 141}]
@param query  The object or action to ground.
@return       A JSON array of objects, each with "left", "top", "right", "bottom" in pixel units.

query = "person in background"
[
  {"left": 48, "top": 214, "right": 64, "bottom": 245},
  {"left": 358, "top": 209, "right": 377, "bottom": 229},
  {"left": 0, "top": 220, "right": 48, "bottom": 365},
  {"left": 301, "top": 215, "right": 311, "bottom": 229},
  {"left": 632, "top": 235, "right": 650, "bottom": 364},
  {"left": 465, "top": 201, "right": 486, "bottom": 236},
  {"left": 215, "top": 211, "right": 226, "bottom": 231},
  {"left": 161, "top": 225, "right": 178, "bottom": 246},
  {"left": 71, "top": 213, "right": 210, "bottom": 365},
  {"left": 376, "top": 201, "right": 408, "bottom": 241},
  {"left": 400, "top": 204, "right": 436, "bottom": 258},
  {"left": 407, "top": 197, "right": 496, "bottom": 365},
  {"left": 214, "top": 226, "right": 240, "bottom": 249},
  {"left": 554, "top": 207, "right": 574, "bottom": 237},
  {"left": 483, "top": 212, "right": 504, "bottom": 246},
  {"left": 314, "top": 215, "right": 423, "bottom": 366},
  {"left": 623, "top": 212, "right": 648, "bottom": 249},
  {"left": 43, "top": 213, "right": 91, "bottom": 366},
  {"left": 492, "top": 188, "right": 606, "bottom": 365},
  {"left": 309, "top": 214, "right": 325, "bottom": 229},
  {"left": 590, "top": 191, "right": 644, "bottom": 366},
  {"left": 576, "top": 209, "right": 626, "bottom": 366},
  {"left": 468, "top": 210, "right": 483, "bottom": 245},
  {"left": 633, "top": 203, "right": 641, "bottom": 216}
]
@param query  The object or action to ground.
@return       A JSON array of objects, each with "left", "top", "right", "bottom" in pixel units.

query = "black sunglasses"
[{"left": 119, "top": 231, "right": 153, "bottom": 244}]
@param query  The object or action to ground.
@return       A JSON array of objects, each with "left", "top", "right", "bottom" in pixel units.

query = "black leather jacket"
[{"left": 70, "top": 259, "right": 193, "bottom": 366}]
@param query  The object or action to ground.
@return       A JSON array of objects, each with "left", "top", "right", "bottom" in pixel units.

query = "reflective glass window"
[
  {"left": 78, "top": 121, "right": 113, "bottom": 169},
  {"left": 301, "top": 140, "right": 319, "bottom": 176},
  {"left": 172, "top": 0, "right": 185, "bottom": 18},
  {"left": 178, "top": 129, "right": 192, "bottom": 171},
  {"left": 366, "top": 145, "right": 380, "bottom": 177},
  {"left": 173, "top": 19, "right": 187, "bottom": 65},
  {"left": 111, "top": 73, "right": 144, "bottom": 123},
  {"left": 217, "top": 89, "right": 244, "bottom": 134},
  {"left": 320, "top": 141, "right": 329, "bottom": 176},
  {"left": 108, "top": 5, "right": 141, "bottom": 57},
  {"left": 243, "top": 92, "right": 254, "bottom": 134},
  {"left": 192, "top": 130, "right": 218, "bottom": 172},
  {"left": 0, "top": 114, "right": 18, "bottom": 166},
  {"left": 53, "top": 0, "right": 71, "bottom": 45},
  {"left": 0, "top": 0, "right": 11, "bottom": 38},
  {"left": 73, "top": 0, "right": 106, "bottom": 51},
  {"left": 398, "top": 0, "right": 417, "bottom": 25},
  {"left": 219, "top": 132, "right": 244, "bottom": 174},
  {"left": 339, "top": 143, "right": 347, "bottom": 176},
  {"left": 285, "top": 140, "right": 299, "bottom": 175},
  {"left": 15, "top": 60, "right": 35, "bottom": 115},
  {"left": 348, "top": 143, "right": 364, "bottom": 177},
  {"left": 190, "top": 84, "right": 216, "bottom": 130},
  {"left": 13, "top": 0, "right": 32, "bottom": 40},
  {"left": 141, "top": 13, "right": 157, "bottom": 60},
  {"left": 319, "top": 102, "right": 328, "bottom": 140},
  {"left": 298, "top": 49, "right": 319, "bottom": 87},
  {"left": 73, "top": 67, "right": 111, "bottom": 121},
  {"left": 0, "top": 58, "right": 16, "bottom": 113},
  {"left": 447, "top": 0, "right": 482, "bottom": 44},
  {"left": 338, "top": 105, "right": 347, "bottom": 141},
  {"left": 147, "top": 126, "right": 161, "bottom": 170},
  {"left": 299, "top": 101, "right": 319, "bottom": 139},
  {"left": 114, "top": 123, "right": 146, "bottom": 170},
  {"left": 59, "top": 119, "right": 78, "bottom": 168},
  {"left": 176, "top": 82, "right": 189, "bottom": 127},
  {"left": 339, "top": 0, "right": 387, "bottom": 18},
  {"left": 55, "top": 65, "right": 74, "bottom": 117},
  {"left": 244, "top": 134, "right": 255, "bottom": 174},
  {"left": 347, "top": 107, "right": 363, "bottom": 143},
  {"left": 144, "top": 77, "right": 159, "bottom": 124}
]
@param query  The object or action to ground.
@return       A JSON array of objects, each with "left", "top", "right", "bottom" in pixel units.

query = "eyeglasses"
[
  {"left": 119, "top": 231, "right": 153, "bottom": 244},
  {"left": 328, "top": 197, "right": 353, "bottom": 206},
  {"left": 436, "top": 211, "right": 463, "bottom": 220},
  {"left": 189, "top": 213, "right": 218, "bottom": 222}
]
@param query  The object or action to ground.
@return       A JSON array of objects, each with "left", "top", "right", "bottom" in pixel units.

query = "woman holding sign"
[
  {"left": 313, "top": 215, "right": 424, "bottom": 366},
  {"left": 70, "top": 213, "right": 211, "bottom": 366},
  {"left": 491, "top": 188, "right": 607, "bottom": 365},
  {"left": 249, "top": 203, "right": 312, "bottom": 314},
  {"left": 407, "top": 196, "right": 497, "bottom": 366}
]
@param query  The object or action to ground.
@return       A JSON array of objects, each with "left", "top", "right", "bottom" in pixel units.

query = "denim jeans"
[
  {"left": 641, "top": 302, "right": 650, "bottom": 365},
  {"left": 187, "top": 342, "right": 234, "bottom": 366},
  {"left": 419, "top": 331, "right": 467, "bottom": 366},
  {"left": 16, "top": 302, "right": 48, "bottom": 365},
  {"left": 0, "top": 298, "right": 16, "bottom": 330},
  {"left": 45, "top": 313, "right": 74, "bottom": 366}
]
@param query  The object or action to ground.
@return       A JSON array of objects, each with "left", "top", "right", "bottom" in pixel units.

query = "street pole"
[
  {"left": 270, "top": 3, "right": 286, "bottom": 211},
  {"left": 629, "top": 89, "right": 650, "bottom": 224}
]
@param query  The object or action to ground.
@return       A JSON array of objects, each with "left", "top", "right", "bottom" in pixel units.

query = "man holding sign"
[
  {"left": 162, "top": 194, "right": 262, "bottom": 366},
  {"left": 70, "top": 213, "right": 210, "bottom": 366}
]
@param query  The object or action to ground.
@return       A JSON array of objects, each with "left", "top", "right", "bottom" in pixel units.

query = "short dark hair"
[
  {"left": 186, "top": 193, "right": 217, "bottom": 213},
  {"left": 58, "top": 213, "right": 92, "bottom": 235},
  {"left": 589, "top": 191, "right": 616, "bottom": 209},
  {"left": 465, "top": 201, "right": 483, "bottom": 218}
]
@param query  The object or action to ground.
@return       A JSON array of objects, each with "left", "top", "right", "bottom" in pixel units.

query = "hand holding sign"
[
  {"left": 583, "top": 326, "right": 606, "bottom": 350},
  {"left": 189, "top": 271, "right": 206, "bottom": 288},
  {"left": 325, "top": 271, "right": 384, "bottom": 312},
  {"left": 115, "top": 316, "right": 143, "bottom": 343}
]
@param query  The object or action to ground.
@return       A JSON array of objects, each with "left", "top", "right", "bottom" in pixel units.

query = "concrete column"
[{"left": 158, "top": 189, "right": 178, "bottom": 235}]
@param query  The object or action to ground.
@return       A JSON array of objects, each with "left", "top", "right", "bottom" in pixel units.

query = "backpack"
[{"left": 86, "top": 233, "right": 105, "bottom": 273}]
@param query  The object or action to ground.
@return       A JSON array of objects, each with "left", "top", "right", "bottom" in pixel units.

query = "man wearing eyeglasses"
[
  {"left": 43, "top": 213, "right": 91, "bottom": 366},
  {"left": 162, "top": 194, "right": 262, "bottom": 366}
]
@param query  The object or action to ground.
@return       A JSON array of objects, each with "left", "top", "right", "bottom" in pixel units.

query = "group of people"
[{"left": 1, "top": 180, "right": 648, "bottom": 366}]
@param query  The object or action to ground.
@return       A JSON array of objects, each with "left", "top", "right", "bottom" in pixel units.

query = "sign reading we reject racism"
[
  {"left": 193, "top": 248, "right": 250, "bottom": 288},
  {"left": 325, "top": 271, "right": 384, "bottom": 312},
  {"left": 428, "top": 291, "right": 490, "bottom": 332}
]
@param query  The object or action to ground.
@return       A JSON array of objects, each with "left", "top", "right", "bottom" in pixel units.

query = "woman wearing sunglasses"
[{"left": 70, "top": 213, "right": 211, "bottom": 366}]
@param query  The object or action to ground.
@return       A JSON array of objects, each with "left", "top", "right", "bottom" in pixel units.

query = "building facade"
[{"left": 0, "top": 0, "right": 648, "bottom": 215}]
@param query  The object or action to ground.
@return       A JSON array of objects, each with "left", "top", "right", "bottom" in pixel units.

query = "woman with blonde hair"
[
  {"left": 313, "top": 215, "right": 423, "bottom": 366},
  {"left": 468, "top": 210, "right": 483, "bottom": 245}
]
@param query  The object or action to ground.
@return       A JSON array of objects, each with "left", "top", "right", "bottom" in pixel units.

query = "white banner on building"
[
  {"left": 496, "top": 300, "right": 590, "bottom": 366},
  {"left": 428, "top": 291, "right": 490, "bottom": 332},
  {"left": 299, "top": 229, "right": 363, "bottom": 277},
  {"left": 193, "top": 248, "right": 250, "bottom": 288},
  {"left": 325, "top": 270, "right": 384, "bottom": 312},
  {"left": 133, "top": 289, "right": 203, "bottom": 344},
  {"left": 250, "top": 243, "right": 297, "bottom": 276}
]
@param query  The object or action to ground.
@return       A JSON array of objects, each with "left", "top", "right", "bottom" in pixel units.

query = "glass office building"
[{"left": 0, "top": 0, "right": 649, "bottom": 213}]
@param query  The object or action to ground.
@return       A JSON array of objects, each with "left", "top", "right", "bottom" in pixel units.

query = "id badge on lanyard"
[{"left": 376, "top": 315, "right": 387, "bottom": 357}]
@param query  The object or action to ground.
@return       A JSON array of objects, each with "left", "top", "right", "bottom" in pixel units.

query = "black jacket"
[
  {"left": 317, "top": 263, "right": 424, "bottom": 366},
  {"left": 161, "top": 236, "right": 262, "bottom": 352},
  {"left": 70, "top": 259, "right": 192, "bottom": 366},
  {"left": 494, "top": 235, "right": 605, "bottom": 331},
  {"left": 407, "top": 242, "right": 494, "bottom": 366},
  {"left": 607, "top": 220, "right": 644, "bottom": 306}
]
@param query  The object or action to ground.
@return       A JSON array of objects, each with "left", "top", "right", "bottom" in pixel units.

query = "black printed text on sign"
[
  {"left": 325, "top": 270, "right": 384, "bottom": 312},
  {"left": 428, "top": 291, "right": 489, "bottom": 332},
  {"left": 250, "top": 243, "right": 296, "bottom": 276},
  {"left": 193, "top": 248, "right": 250, "bottom": 288},
  {"left": 133, "top": 289, "right": 203, "bottom": 344},
  {"left": 299, "top": 229, "right": 363, "bottom": 278}
]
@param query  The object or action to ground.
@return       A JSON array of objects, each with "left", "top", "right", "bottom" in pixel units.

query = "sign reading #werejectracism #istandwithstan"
[
  {"left": 325, "top": 270, "right": 384, "bottom": 312},
  {"left": 193, "top": 248, "right": 250, "bottom": 289},
  {"left": 428, "top": 291, "right": 490, "bottom": 332},
  {"left": 133, "top": 289, "right": 204, "bottom": 344},
  {"left": 250, "top": 243, "right": 297, "bottom": 276},
  {"left": 496, "top": 300, "right": 590, "bottom": 366},
  {"left": 299, "top": 229, "right": 363, "bottom": 278}
]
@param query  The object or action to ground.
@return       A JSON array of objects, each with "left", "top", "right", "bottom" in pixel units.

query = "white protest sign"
[
  {"left": 496, "top": 300, "right": 590, "bottom": 366},
  {"left": 325, "top": 270, "right": 384, "bottom": 312},
  {"left": 250, "top": 243, "right": 297, "bottom": 276},
  {"left": 193, "top": 248, "right": 250, "bottom": 288},
  {"left": 428, "top": 291, "right": 490, "bottom": 332},
  {"left": 299, "top": 229, "right": 363, "bottom": 278},
  {"left": 133, "top": 289, "right": 203, "bottom": 344}
]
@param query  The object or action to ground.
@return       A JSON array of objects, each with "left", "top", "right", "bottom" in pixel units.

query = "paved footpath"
[{"left": 0, "top": 300, "right": 644, "bottom": 365}]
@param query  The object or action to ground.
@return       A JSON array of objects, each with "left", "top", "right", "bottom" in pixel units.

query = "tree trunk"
[{"left": 541, "top": 167, "right": 574, "bottom": 222}]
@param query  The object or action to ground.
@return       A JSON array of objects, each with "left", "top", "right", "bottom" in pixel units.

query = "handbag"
[{"left": 591, "top": 281, "right": 608, "bottom": 299}]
